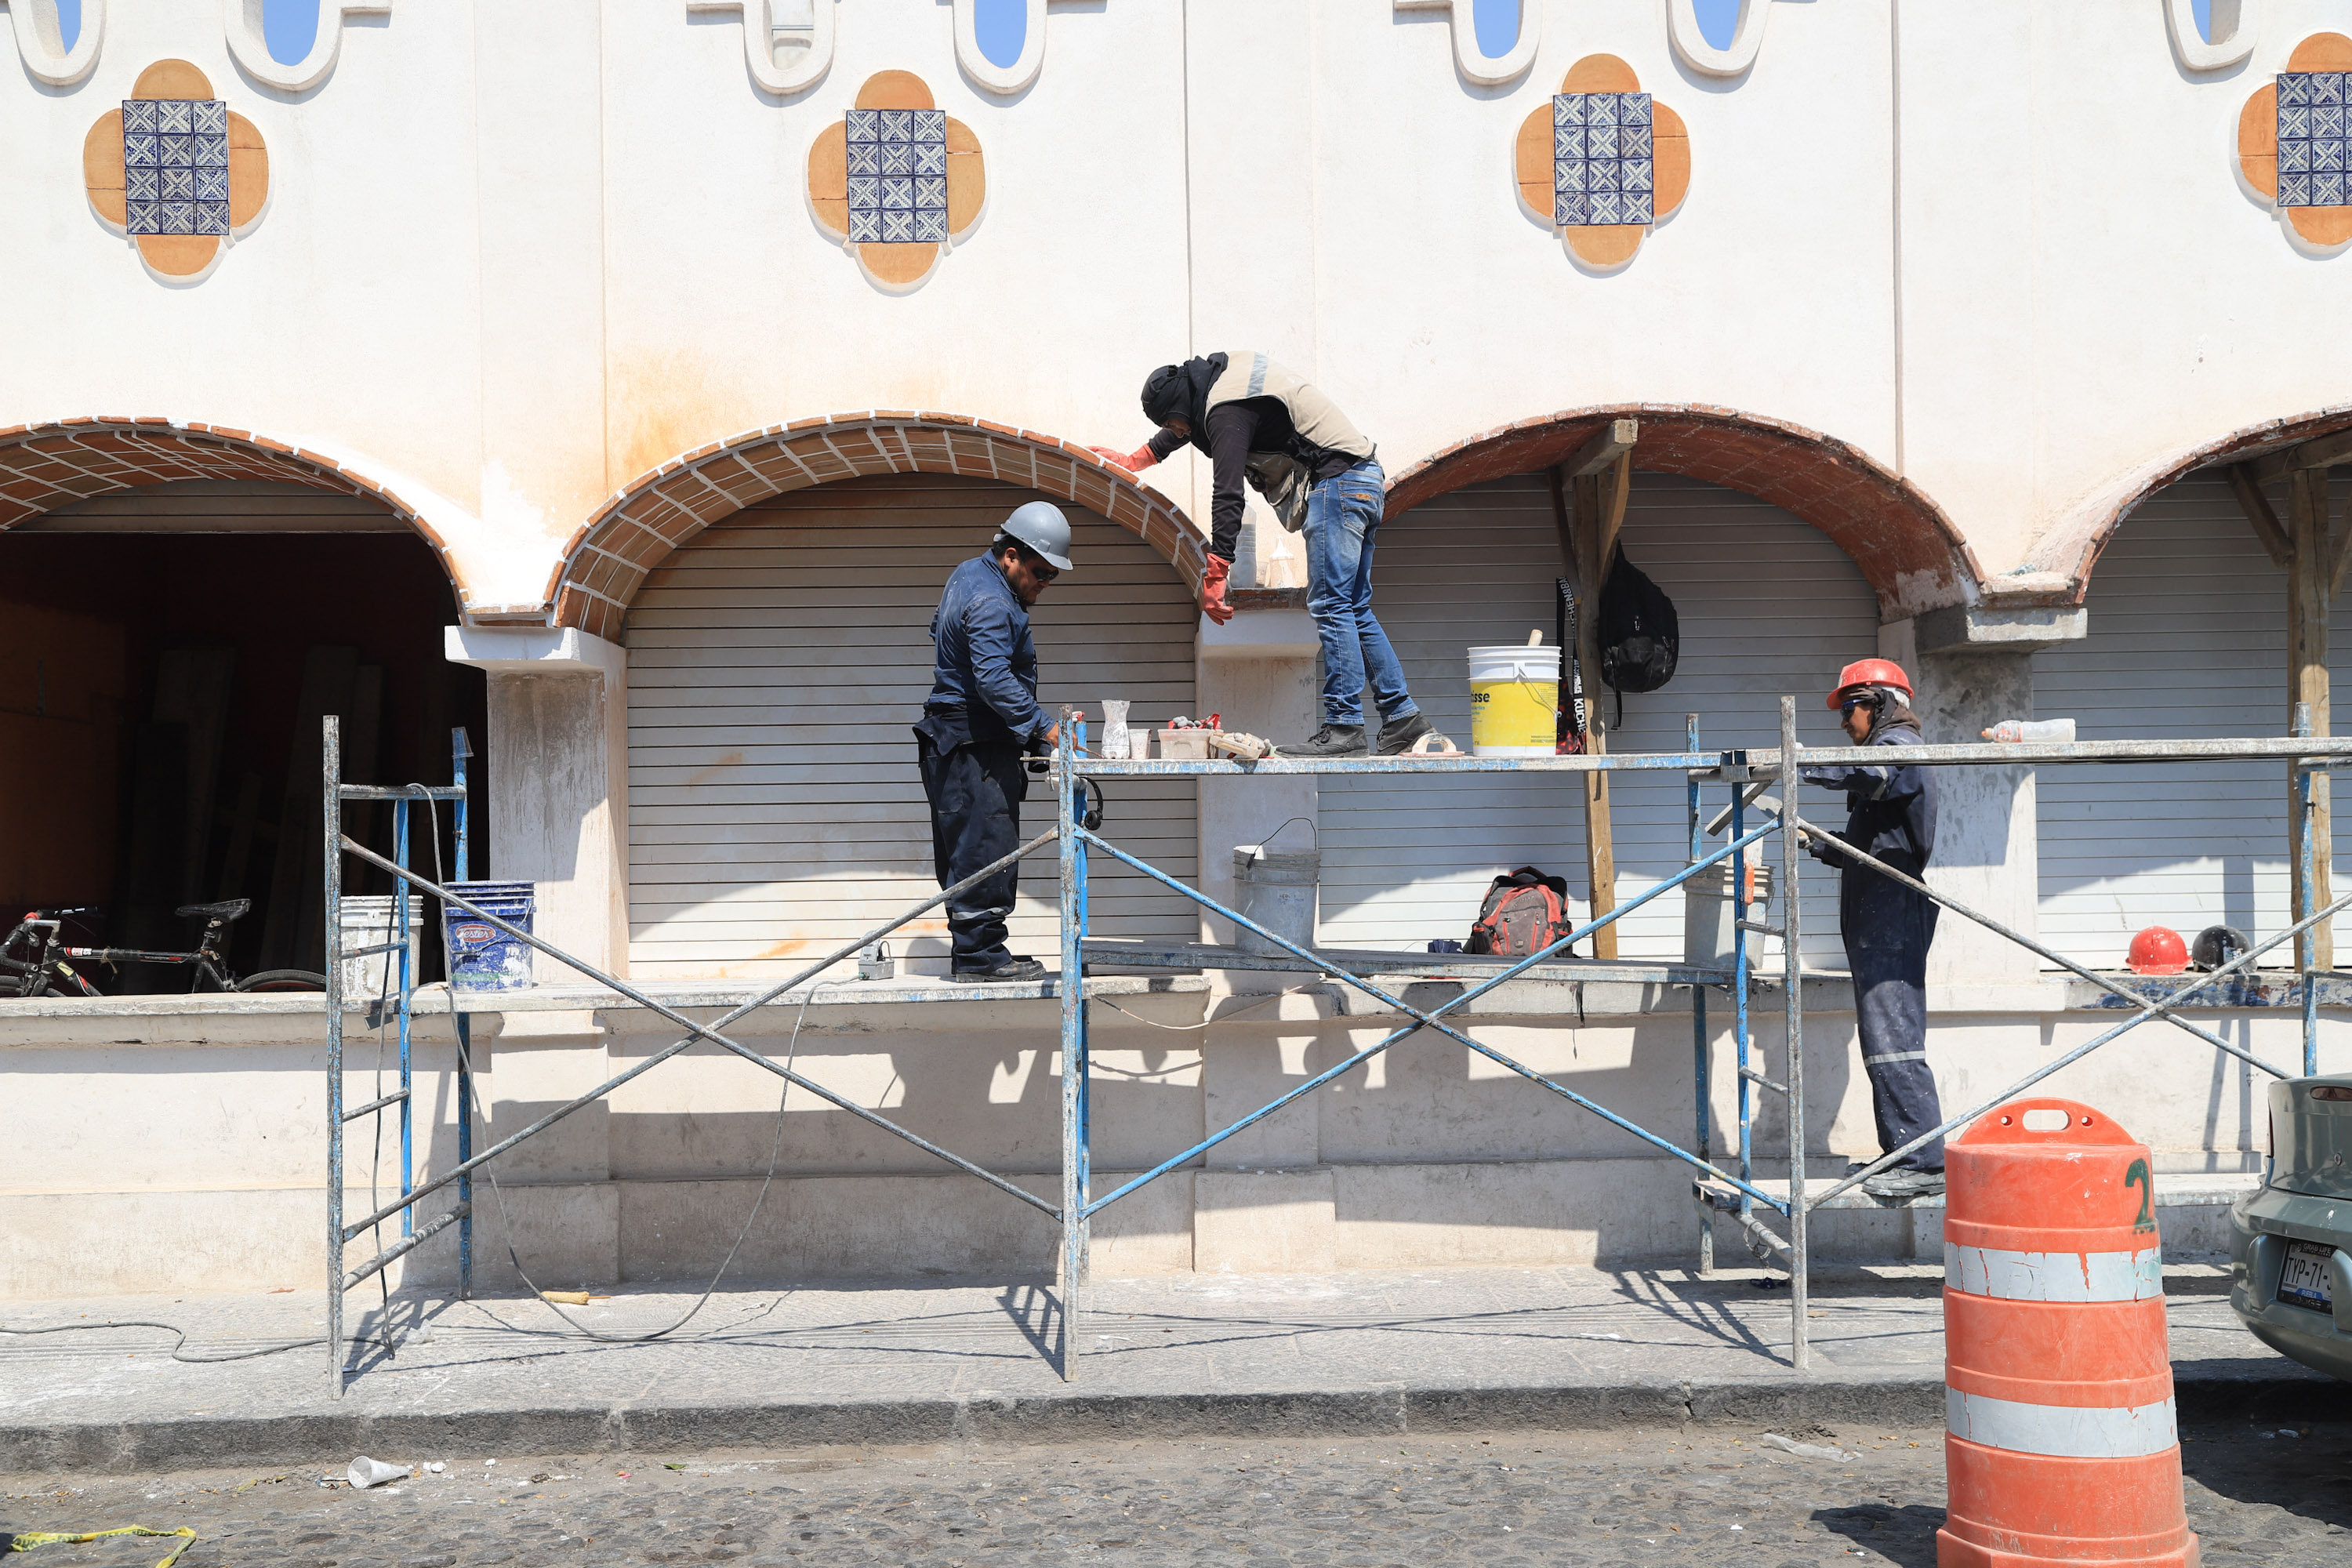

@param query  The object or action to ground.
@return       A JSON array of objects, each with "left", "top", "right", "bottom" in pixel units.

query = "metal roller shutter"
[
  {"left": 625, "top": 474, "right": 1198, "bottom": 978},
  {"left": 1317, "top": 472, "right": 1869, "bottom": 965},
  {"left": 2034, "top": 470, "right": 2347, "bottom": 967}
]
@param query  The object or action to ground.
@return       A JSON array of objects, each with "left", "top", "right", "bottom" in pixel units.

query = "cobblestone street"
[{"left": 5, "top": 1419, "right": 2347, "bottom": 1566}]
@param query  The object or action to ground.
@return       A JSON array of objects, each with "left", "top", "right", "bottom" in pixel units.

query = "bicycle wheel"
[{"left": 237, "top": 969, "right": 328, "bottom": 993}]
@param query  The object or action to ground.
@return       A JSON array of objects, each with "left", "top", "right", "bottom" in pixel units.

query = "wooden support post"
[
  {"left": 2288, "top": 468, "right": 2334, "bottom": 970},
  {"left": 2227, "top": 463, "right": 2292, "bottom": 569},
  {"left": 1561, "top": 448, "right": 1633, "bottom": 959}
]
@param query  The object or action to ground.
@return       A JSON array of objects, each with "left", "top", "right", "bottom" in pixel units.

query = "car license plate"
[{"left": 2278, "top": 1240, "right": 2337, "bottom": 1311}]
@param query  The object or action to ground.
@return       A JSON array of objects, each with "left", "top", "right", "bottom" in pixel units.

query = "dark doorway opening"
[{"left": 0, "top": 482, "right": 488, "bottom": 991}]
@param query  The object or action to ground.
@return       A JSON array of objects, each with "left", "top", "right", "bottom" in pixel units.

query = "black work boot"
[
  {"left": 1285, "top": 724, "right": 1367, "bottom": 758},
  {"left": 953, "top": 956, "right": 1048, "bottom": 983},
  {"left": 1376, "top": 711, "right": 1432, "bottom": 755}
]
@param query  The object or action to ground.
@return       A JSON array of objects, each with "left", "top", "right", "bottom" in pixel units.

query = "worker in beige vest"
[{"left": 1091, "top": 352, "right": 1428, "bottom": 757}]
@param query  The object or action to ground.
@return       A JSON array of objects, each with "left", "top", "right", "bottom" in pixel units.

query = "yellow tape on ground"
[{"left": 7, "top": 1526, "right": 196, "bottom": 1568}]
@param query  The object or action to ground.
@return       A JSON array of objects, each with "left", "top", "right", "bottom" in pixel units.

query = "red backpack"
[{"left": 1466, "top": 867, "right": 1575, "bottom": 957}]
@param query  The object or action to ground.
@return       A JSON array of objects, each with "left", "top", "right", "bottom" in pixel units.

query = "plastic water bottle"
[{"left": 1981, "top": 718, "right": 2074, "bottom": 743}]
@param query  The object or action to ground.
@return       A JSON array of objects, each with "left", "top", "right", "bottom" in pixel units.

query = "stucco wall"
[{"left": 8, "top": 1, "right": 2352, "bottom": 609}]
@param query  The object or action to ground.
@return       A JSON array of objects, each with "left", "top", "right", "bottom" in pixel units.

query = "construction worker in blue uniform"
[
  {"left": 914, "top": 503, "right": 1074, "bottom": 983},
  {"left": 1799, "top": 658, "right": 1946, "bottom": 1200}
]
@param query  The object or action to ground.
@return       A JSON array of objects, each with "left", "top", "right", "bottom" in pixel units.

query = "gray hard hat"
[{"left": 999, "top": 499, "right": 1074, "bottom": 572}]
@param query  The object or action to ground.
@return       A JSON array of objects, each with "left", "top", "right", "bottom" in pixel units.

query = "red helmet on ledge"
[
  {"left": 1828, "top": 659, "right": 1914, "bottom": 710},
  {"left": 2127, "top": 926, "right": 2189, "bottom": 975}
]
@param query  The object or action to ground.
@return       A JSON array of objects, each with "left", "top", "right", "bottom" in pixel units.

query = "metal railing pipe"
[
  {"left": 1078, "top": 820, "right": 1791, "bottom": 1219},
  {"left": 1786, "top": 818, "right": 2292, "bottom": 1080},
  {"left": 332, "top": 830, "right": 1065, "bottom": 1235},
  {"left": 1809, "top": 886, "right": 2352, "bottom": 1209}
]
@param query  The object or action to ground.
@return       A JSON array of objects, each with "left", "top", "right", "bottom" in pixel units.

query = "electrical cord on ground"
[
  {"left": 1090, "top": 987, "right": 1321, "bottom": 1033},
  {"left": 0, "top": 1321, "right": 391, "bottom": 1363},
  {"left": 3, "top": 1523, "right": 196, "bottom": 1568},
  {"left": 434, "top": 808, "right": 826, "bottom": 1346}
]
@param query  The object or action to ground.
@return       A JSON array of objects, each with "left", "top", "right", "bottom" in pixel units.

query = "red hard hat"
[
  {"left": 2127, "top": 926, "right": 2188, "bottom": 975},
  {"left": 1828, "top": 658, "right": 1914, "bottom": 710}
]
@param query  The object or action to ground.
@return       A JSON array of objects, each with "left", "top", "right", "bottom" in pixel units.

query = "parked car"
[{"left": 2230, "top": 1073, "right": 2352, "bottom": 1381}]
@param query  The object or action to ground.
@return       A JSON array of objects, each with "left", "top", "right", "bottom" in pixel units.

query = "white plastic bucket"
[
  {"left": 1467, "top": 645, "right": 1559, "bottom": 757},
  {"left": 338, "top": 895, "right": 400, "bottom": 998},
  {"left": 1232, "top": 845, "right": 1318, "bottom": 957},
  {"left": 1683, "top": 860, "right": 1775, "bottom": 969}
]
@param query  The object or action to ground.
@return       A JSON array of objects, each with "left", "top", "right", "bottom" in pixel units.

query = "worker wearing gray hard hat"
[{"left": 913, "top": 501, "right": 1076, "bottom": 983}]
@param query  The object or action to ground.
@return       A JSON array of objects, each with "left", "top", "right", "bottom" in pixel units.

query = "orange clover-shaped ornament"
[
  {"left": 2239, "top": 33, "right": 2352, "bottom": 248},
  {"left": 1514, "top": 56, "right": 1689, "bottom": 268},
  {"left": 808, "top": 72, "right": 982, "bottom": 289},
  {"left": 83, "top": 60, "right": 267, "bottom": 278}
]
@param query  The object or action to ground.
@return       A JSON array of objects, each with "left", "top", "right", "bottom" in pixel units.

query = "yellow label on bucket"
[{"left": 1470, "top": 675, "right": 1558, "bottom": 753}]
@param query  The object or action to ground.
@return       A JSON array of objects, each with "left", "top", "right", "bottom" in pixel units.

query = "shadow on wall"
[
  {"left": 1316, "top": 470, "right": 1871, "bottom": 965},
  {"left": 2034, "top": 470, "right": 2352, "bottom": 973}
]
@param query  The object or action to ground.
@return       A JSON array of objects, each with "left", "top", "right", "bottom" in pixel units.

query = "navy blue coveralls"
[
  {"left": 916, "top": 554, "right": 1053, "bottom": 973},
  {"left": 1800, "top": 720, "right": 1947, "bottom": 1172}
]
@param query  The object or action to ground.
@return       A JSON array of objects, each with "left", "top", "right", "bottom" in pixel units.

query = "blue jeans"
[{"left": 1303, "top": 458, "right": 1416, "bottom": 729}]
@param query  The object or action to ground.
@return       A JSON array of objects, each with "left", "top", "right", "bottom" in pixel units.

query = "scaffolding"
[{"left": 321, "top": 701, "right": 2352, "bottom": 1392}]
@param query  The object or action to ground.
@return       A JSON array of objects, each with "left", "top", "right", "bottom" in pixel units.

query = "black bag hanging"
[{"left": 1597, "top": 545, "right": 1678, "bottom": 725}]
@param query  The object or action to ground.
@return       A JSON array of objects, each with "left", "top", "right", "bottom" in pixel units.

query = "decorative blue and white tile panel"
[
  {"left": 123, "top": 98, "right": 231, "bottom": 236},
  {"left": 2278, "top": 71, "right": 2352, "bottom": 209},
  {"left": 1554, "top": 92, "right": 1653, "bottom": 227},
  {"left": 844, "top": 107, "right": 950, "bottom": 244}
]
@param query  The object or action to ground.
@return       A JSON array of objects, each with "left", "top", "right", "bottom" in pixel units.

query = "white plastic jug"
[{"left": 1100, "top": 699, "right": 1132, "bottom": 760}]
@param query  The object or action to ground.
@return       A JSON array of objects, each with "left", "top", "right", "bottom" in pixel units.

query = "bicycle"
[{"left": 0, "top": 899, "right": 327, "bottom": 996}]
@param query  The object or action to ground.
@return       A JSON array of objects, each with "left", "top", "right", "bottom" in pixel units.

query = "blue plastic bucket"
[{"left": 443, "top": 880, "right": 537, "bottom": 992}]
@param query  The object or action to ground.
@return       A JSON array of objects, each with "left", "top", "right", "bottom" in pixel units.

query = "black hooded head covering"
[{"left": 1140, "top": 354, "right": 1228, "bottom": 458}]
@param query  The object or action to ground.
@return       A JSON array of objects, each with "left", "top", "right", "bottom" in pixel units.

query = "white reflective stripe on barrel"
[
  {"left": 1944, "top": 1243, "right": 2163, "bottom": 1302},
  {"left": 1946, "top": 1389, "right": 2179, "bottom": 1457}
]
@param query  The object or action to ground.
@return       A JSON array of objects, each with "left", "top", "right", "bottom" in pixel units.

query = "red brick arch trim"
[
  {"left": 0, "top": 416, "right": 467, "bottom": 601},
  {"left": 550, "top": 412, "right": 1206, "bottom": 640},
  {"left": 1384, "top": 404, "right": 1985, "bottom": 621},
  {"left": 2024, "top": 405, "right": 2352, "bottom": 605}
]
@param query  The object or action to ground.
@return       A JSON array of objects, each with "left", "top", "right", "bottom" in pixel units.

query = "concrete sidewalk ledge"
[
  {"left": 4, "top": 1366, "right": 2336, "bottom": 1474},
  {"left": 2, "top": 1269, "right": 2332, "bottom": 1474}
]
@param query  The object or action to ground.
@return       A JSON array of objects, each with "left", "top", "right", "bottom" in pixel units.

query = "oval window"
[
  {"left": 975, "top": 0, "right": 1025, "bottom": 70},
  {"left": 265, "top": 0, "right": 320, "bottom": 65}
]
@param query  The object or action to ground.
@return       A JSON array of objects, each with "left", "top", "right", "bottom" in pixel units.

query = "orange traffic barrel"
[{"left": 1940, "top": 1097, "right": 2198, "bottom": 1567}]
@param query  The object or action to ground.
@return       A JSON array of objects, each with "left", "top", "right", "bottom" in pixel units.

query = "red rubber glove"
[
  {"left": 1086, "top": 444, "right": 1158, "bottom": 474},
  {"left": 1200, "top": 554, "right": 1236, "bottom": 626}
]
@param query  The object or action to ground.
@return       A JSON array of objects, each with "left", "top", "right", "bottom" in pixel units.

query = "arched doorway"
[
  {"left": 561, "top": 416, "right": 1208, "bottom": 980},
  {"left": 2025, "top": 410, "right": 2352, "bottom": 969},
  {"left": 0, "top": 421, "right": 483, "bottom": 987},
  {"left": 1332, "top": 404, "right": 1983, "bottom": 960}
]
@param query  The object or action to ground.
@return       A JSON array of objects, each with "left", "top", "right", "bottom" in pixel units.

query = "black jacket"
[{"left": 1799, "top": 720, "right": 1936, "bottom": 869}]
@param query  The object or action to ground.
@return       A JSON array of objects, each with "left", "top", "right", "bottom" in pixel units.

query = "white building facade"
[{"left": 3, "top": 0, "right": 2349, "bottom": 1297}]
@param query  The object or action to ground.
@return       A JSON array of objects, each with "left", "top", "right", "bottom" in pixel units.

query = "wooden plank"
[
  {"left": 2288, "top": 470, "right": 2334, "bottom": 970},
  {"left": 214, "top": 770, "right": 263, "bottom": 899},
  {"left": 260, "top": 645, "right": 357, "bottom": 972},
  {"left": 2225, "top": 463, "right": 2292, "bottom": 569},
  {"left": 150, "top": 646, "right": 234, "bottom": 906},
  {"left": 1570, "top": 466, "right": 1618, "bottom": 960},
  {"left": 1563, "top": 417, "right": 1639, "bottom": 479}
]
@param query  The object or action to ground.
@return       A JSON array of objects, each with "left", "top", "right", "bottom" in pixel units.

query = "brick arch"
[
  {"left": 1384, "top": 404, "right": 1985, "bottom": 620},
  {"left": 551, "top": 412, "right": 1206, "bottom": 639},
  {"left": 0, "top": 416, "right": 468, "bottom": 600},
  {"left": 2025, "top": 404, "right": 2352, "bottom": 604}
]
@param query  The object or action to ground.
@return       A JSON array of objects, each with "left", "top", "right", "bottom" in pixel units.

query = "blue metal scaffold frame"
[{"left": 320, "top": 704, "right": 2352, "bottom": 1391}]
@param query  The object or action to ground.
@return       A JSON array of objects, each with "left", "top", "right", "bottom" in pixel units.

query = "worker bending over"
[
  {"left": 1091, "top": 352, "right": 1427, "bottom": 757},
  {"left": 913, "top": 503, "right": 1075, "bottom": 984},
  {"left": 1800, "top": 659, "right": 1946, "bottom": 1201}
]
